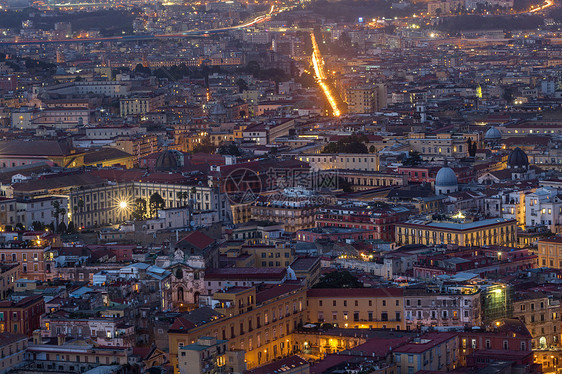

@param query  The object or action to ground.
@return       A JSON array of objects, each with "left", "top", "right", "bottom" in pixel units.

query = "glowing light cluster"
[
  {"left": 529, "top": 0, "right": 553, "bottom": 12},
  {"left": 310, "top": 33, "right": 341, "bottom": 117}
]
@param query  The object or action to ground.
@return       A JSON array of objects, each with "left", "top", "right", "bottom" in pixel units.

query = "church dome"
[
  {"left": 507, "top": 147, "right": 529, "bottom": 169},
  {"left": 435, "top": 167, "right": 458, "bottom": 187},
  {"left": 484, "top": 126, "right": 502, "bottom": 140},
  {"left": 155, "top": 150, "right": 180, "bottom": 171}
]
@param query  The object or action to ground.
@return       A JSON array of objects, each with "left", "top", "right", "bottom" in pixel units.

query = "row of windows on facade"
[
  {"left": 0, "top": 253, "right": 40, "bottom": 262},
  {"left": 398, "top": 227, "right": 514, "bottom": 235},
  {"left": 73, "top": 191, "right": 210, "bottom": 203},
  {"left": 322, "top": 309, "right": 471, "bottom": 321},
  {"left": 318, "top": 299, "right": 471, "bottom": 307},
  {"left": 461, "top": 338, "right": 525, "bottom": 351},
  {"left": 420, "top": 146, "right": 463, "bottom": 154},
  {"left": 179, "top": 319, "right": 299, "bottom": 348}
]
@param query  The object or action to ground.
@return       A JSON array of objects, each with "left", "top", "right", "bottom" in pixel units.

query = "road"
[
  {"left": 529, "top": 0, "right": 554, "bottom": 12},
  {"left": 310, "top": 32, "right": 341, "bottom": 117},
  {"left": 0, "top": 5, "right": 276, "bottom": 46}
]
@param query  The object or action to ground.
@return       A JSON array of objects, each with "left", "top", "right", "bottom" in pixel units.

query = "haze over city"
[{"left": 0, "top": 0, "right": 561, "bottom": 373}]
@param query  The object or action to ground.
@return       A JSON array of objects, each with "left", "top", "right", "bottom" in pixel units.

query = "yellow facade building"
[
  {"left": 306, "top": 288, "right": 405, "bottom": 330},
  {"left": 537, "top": 237, "right": 562, "bottom": 268},
  {"left": 395, "top": 218, "right": 518, "bottom": 247},
  {"left": 168, "top": 285, "right": 307, "bottom": 372}
]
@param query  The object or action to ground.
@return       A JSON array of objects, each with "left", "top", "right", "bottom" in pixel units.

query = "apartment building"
[
  {"left": 27, "top": 334, "right": 130, "bottom": 372},
  {"left": 306, "top": 288, "right": 405, "bottom": 330},
  {"left": 119, "top": 94, "right": 165, "bottom": 117},
  {"left": 537, "top": 237, "right": 562, "bottom": 268},
  {"left": 403, "top": 287, "right": 482, "bottom": 329},
  {"left": 0, "top": 265, "right": 18, "bottom": 299},
  {"left": 114, "top": 134, "right": 159, "bottom": 165},
  {"left": 69, "top": 182, "right": 227, "bottom": 228},
  {"left": 346, "top": 84, "right": 387, "bottom": 114},
  {"left": 407, "top": 133, "right": 472, "bottom": 159},
  {"left": 0, "top": 333, "right": 27, "bottom": 374},
  {"left": 15, "top": 196, "right": 69, "bottom": 229},
  {"left": 177, "top": 337, "right": 245, "bottom": 374},
  {"left": 512, "top": 292, "right": 560, "bottom": 349},
  {"left": 336, "top": 170, "right": 407, "bottom": 191},
  {"left": 393, "top": 332, "right": 459, "bottom": 374},
  {"left": 41, "top": 314, "right": 135, "bottom": 347},
  {"left": 395, "top": 218, "right": 518, "bottom": 247},
  {"left": 525, "top": 186, "right": 562, "bottom": 232},
  {"left": 297, "top": 154, "right": 379, "bottom": 172},
  {"left": 169, "top": 284, "right": 307, "bottom": 371},
  {"left": 0, "top": 198, "right": 16, "bottom": 229},
  {"left": 45, "top": 81, "right": 130, "bottom": 98},
  {"left": 0, "top": 295, "right": 44, "bottom": 335},
  {"left": 316, "top": 204, "right": 410, "bottom": 242},
  {"left": 0, "top": 244, "right": 55, "bottom": 281}
]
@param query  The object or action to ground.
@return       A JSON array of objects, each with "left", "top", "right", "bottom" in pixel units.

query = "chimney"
[
  {"left": 57, "top": 335, "right": 66, "bottom": 345},
  {"left": 32, "top": 330, "right": 41, "bottom": 344}
]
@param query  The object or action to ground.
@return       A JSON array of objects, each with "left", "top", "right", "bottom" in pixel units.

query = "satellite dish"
[{"left": 190, "top": 221, "right": 196, "bottom": 227}]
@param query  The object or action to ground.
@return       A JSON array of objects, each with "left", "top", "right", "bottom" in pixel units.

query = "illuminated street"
[{"left": 310, "top": 32, "right": 341, "bottom": 117}]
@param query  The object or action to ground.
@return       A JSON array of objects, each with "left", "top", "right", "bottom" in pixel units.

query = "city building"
[
  {"left": 306, "top": 288, "right": 405, "bottom": 330},
  {"left": 395, "top": 217, "right": 518, "bottom": 247}
]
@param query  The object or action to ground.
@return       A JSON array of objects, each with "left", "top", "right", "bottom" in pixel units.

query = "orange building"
[
  {"left": 168, "top": 284, "right": 307, "bottom": 372},
  {"left": 0, "top": 295, "right": 44, "bottom": 336}
]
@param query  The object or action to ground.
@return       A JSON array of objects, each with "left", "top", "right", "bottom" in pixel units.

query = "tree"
[
  {"left": 313, "top": 271, "right": 363, "bottom": 288},
  {"left": 337, "top": 177, "right": 353, "bottom": 192},
  {"left": 15, "top": 223, "right": 24, "bottom": 231},
  {"left": 192, "top": 138, "right": 216, "bottom": 154},
  {"left": 132, "top": 198, "right": 148, "bottom": 220},
  {"left": 236, "top": 78, "right": 248, "bottom": 93},
  {"left": 217, "top": 144, "right": 241, "bottom": 156},
  {"left": 467, "top": 139, "right": 477, "bottom": 157},
  {"left": 149, "top": 193, "right": 165, "bottom": 218},
  {"left": 32, "top": 221, "right": 44, "bottom": 231},
  {"left": 369, "top": 145, "right": 376, "bottom": 153},
  {"left": 67, "top": 221, "right": 76, "bottom": 233},
  {"left": 134, "top": 63, "right": 151, "bottom": 76},
  {"left": 246, "top": 61, "right": 261, "bottom": 76},
  {"left": 403, "top": 151, "right": 422, "bottom": 166},
  {"left": 51, "top": 200, "right": 66, "bottom": 231},
  {"left": 321, "top": 134, "right": 369, "bottom": 154},
  {"left": 57, "top": 222, "right": 67, "bottom": 233}
]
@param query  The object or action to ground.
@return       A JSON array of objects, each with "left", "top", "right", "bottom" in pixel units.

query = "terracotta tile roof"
[
  {"left": 0, "top": 140, "right": 72, "bottom": 156},
  {"left": 169, "top": 317, "right": 196, "bottom": 331},
  {"left": 178, "top": 231, "right": 214, "bottom": 250}
]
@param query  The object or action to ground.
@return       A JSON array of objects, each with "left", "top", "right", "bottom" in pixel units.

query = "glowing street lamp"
[{"left": 119, "top": 201, "right": 128, "bottom": 209}]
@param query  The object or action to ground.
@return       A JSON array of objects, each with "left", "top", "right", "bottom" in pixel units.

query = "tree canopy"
[
  {"left": 313, "top": 270, "right": 363, "bottom": 288},
  {"left": 321, "top": 134, "right": 369, "bottom": 154}
]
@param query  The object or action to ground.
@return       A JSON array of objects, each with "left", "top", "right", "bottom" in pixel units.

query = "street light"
[{"left": 119, "top": 201, "right": 128, "bottom": 209}]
